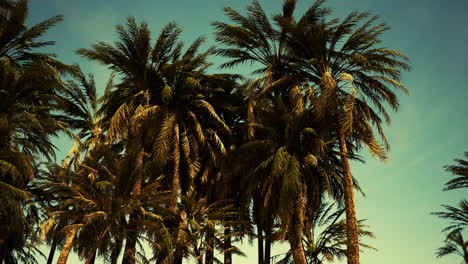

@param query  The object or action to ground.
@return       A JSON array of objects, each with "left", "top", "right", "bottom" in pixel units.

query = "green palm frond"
[{"left": 443, "top": 152, "right": 468, "bottom": 191}]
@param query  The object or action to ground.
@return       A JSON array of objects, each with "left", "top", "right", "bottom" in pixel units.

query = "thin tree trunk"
[
  {"left": 56, "top": 226, "right": 78, "bottom": 264},
  {"left": 122, "top": 148, "right": 144, "bottom": 264},
  {"left": 47, "top": 237, "right": 58, "bottom": 264},
  {"left": 287, "top": 198, "right": 307, "bottom": 264},
  {"left": 257, "top": 222, "right": 264, "bottom": 264},
  {"left": 224, "top": 226, "right": 232, "bottom": 264},
  {"left": 338, "top": 129, "right": 360, "bottom": 264},
  {"left": 205, "top": 228, "right": 214, "bottom": 264},
  {"left": 170, "top": 124, "right": 180, "bottom": 212},
  {"left": 264, "top": 219, "right": 272, "bottom": 264},
  {"left": 171, "top": 124, "right": 184, "bottom": 264},
  {"left": 172, "top": 209, "right": 186, "bottom": 264}
]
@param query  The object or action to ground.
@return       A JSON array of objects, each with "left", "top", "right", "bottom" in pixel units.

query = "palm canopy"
[
  {"left": 279, "top": 0, "right": 410, "bottom": 157},
  {"left": 35, "top": 142, "right": 173, "bottom": 264},
  {"left": 78, "top": 17, "right": 235, "bottom": 197},
  {"left": 0, "top": 0, "right": 71, "bottom": 72}
]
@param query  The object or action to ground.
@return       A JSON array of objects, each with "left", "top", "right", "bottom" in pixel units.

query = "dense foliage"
[{"left": 0, "top": 0, "right": 411, "bottom": 263}]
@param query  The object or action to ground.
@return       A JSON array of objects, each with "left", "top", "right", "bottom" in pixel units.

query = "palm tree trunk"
[
  {"left": 173, "top": 209, "right": 186, "bottom": 264},
  {"left": 122, "top": 149, "right": 144, "bottom": 264},
  {"left": 264, "top": 219, "right": 272, "bottom": 264},
  {"left": 224, "top": 226, "right": 232, "bottom": 264},
  {"left": 170, "top": 124, "right": 180, "bottom": 212},
  {"left": 338, "top": 129, "right": 360, "bottom": 264},
  {"left": 171, "top": 124, "right": 184, "bottom": 264},
  {"left": 257, "top": 222, "right": 264, "bottom": 264},
  {"left": 287, "top": 197, "right": 307, "bottom": 264},
  {"left": 57, "top": 226, "right": 78, "bottom": 264},
  {"left": 47, "top": 238, "right": 58, "bottom": 264},
  {"left": 205, "top": 228, "right": 214, "bottom": 264}
]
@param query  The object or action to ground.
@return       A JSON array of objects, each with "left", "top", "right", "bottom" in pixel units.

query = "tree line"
[{"left": 0, "top": 0, "right": 411, "bottom": 263}]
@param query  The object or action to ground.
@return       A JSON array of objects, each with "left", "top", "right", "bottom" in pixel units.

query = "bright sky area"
[{"left": 29, "top": 0, "right": 468, "bottom": 263}]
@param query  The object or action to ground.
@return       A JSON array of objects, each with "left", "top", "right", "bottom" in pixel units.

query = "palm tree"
[
  {"left": 277, "top": 1, "right": 410, "bottom": 263},
  {"left": 212, "top": 2, "right": 360, "bottom": 263},
  {"left": 212, "top": 2, "right": 310, "bottom": 262},
  {"left": 36, "top": 143, "right": 172, "bottom": 264},
  {"left": 435, "top": 230, "right": 468, "bottom": 264},
  {"left": 78, "top": 18, "right": 234, "bottom": 263},
  {"left": 0, "top": 1, "right": 72, "bottom": 261},
  {"left": 434, "top": 152, "right": 468, "bottom": 263},
  {"left": 0, "top": 58, "right": 67, "bottom": 263}
]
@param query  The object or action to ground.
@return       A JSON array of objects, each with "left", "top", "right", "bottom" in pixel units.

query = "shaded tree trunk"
[
  {"left": 224, "top": 226, "right": 232, "bottom": 264},
  {"left": 47, "top": 238, "right": 58, "bottom": 264},
  {"left": 122, "top": 149, "right": 144, "bottom": 264},
  {"left": 257, "top": 222, "right": 264, "bottom": 264},
  {"left": 264, "top": 219, "right": 272, "bottom": 264},
  {"left": 205, "top": 228, "right": 214, "bottom": 264},
  {"left": 172, "top": 210, "right": 186, "bottom": 264},
  {"left": 171, "top": 124, "right": 184, "bottom": 264},
  {"left": 170, "top": 124, "right": 180, "bottom": 212},
  {"left": 287, "top": 198, "right": 307, "bottom": 264},
  {"left": 338, "top": 129, "right": 360, "bottom": 264},
  {"left": 57, "top": 226, "right": 78, "bottom": 264}
]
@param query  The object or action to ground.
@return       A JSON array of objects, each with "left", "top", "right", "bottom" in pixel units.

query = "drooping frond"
[{"left": 443, "top": 152, "right": 468, "bottom": 191}]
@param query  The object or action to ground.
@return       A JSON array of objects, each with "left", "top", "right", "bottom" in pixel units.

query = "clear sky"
[{"left": 28, "top": 0, "right": 468, "bottom": 263}]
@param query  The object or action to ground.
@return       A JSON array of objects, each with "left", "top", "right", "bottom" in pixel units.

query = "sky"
[{"left": 27, "top": 0, "right": 468, "bottom": 263}]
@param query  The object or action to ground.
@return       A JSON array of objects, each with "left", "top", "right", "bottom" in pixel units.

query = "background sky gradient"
[{"left": 28, "top": 0, "right": 468, "bottom": 263}]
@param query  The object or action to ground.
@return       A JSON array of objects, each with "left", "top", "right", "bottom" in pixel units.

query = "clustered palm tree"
[
  {"left": 0, "top": 0, "right": 410, "bottom": 263},
  {"left": 433, "top": 153, "right": 468, "bottom": 263}
]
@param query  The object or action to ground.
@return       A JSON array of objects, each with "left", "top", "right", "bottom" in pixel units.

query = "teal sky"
[{"left": 28, "top": 0, "right": 468, "bottom": 263}]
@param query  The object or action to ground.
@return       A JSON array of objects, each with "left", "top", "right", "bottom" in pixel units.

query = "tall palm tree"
[
  {"left": 213, "top": 2, "right": 306, "bottom": 262},
  {"left": 0, "top": 58, "right": 67, "bottom": 263},
  {"left": 278, "top": 1, "right": 410, "bottom": 263},
  {"left": 212, "top": 2, "right": 357, "bottom": 263},
  {"left": 78, "top": 18, "right": 234, "bottom": 264},
  {"left": 0, "top": 1, "right": 72, "bottom": 261},
  {"left": 436, "top": 230, "right": 468, "bottom": 264}
]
